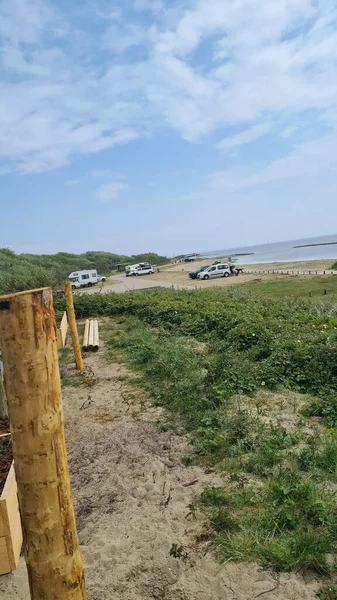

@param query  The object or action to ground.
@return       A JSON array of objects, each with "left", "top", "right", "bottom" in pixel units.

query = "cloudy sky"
[{"left": 1, "top": 0, "right": 337, "bottom": 256}]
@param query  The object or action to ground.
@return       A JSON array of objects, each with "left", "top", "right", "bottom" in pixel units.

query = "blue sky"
[{"left": 1, "top": 0, "right": 337, "bottom": 256}]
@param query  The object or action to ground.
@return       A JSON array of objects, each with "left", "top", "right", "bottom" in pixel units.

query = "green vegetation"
[
  {"left": 169, "top": 543, "right": 185, "bottom": 559},
  {"left": 0, "top": 248, "right": 168, "bottom": 294},
  {"left": 317, "top": 582, "right": 337, "bottom": 599},
  {"left": 331, "top": 262, "right": 337, "bottom": 271},
  {"left": 65, "top": 287, "right": 337, "bottom": 575},
  {"left": 242, "top": 275, "right": 337, "bottom": 300}
]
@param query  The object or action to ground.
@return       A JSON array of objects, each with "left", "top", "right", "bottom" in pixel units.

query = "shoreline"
[
  {"left": 167, "top": 257, "right": 336, "bottom": 272},
  {"left": 241, "top": 258, "right": 336, "bottom": 271}
]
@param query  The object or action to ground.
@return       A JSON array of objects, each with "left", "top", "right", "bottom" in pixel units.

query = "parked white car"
[
  {"left": 125, "top": 263, "right": 154, "bottom": 277},
  {"left": 197, "top": 264, "right": 231, "bottom": 280}
]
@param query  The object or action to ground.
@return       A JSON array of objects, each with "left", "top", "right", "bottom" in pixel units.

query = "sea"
[{"left": 203, "top": 234, "right": 337, "bottom": 265}]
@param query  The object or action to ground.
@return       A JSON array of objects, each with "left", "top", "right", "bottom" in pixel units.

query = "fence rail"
[{"left": 244, "top": 269, "right": 337, "bottom": 276}]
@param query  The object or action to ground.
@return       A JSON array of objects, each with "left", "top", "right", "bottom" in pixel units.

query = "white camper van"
[
  {"left": 125, "top": 263, "right": 154, "bottom": 277},
  {"left": 69, "top": 270, "right": 98, "bottom": 288}
]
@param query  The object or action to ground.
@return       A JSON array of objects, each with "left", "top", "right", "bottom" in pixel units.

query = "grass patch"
[
  {"left": 242, "top": 275, "right": 337, "bottom": 301},
  {"left": 317, "top": 582, "right": 337, "bottom": 599},
  {"left": 60, "top": 367, "right": 97, "bottom": 388},
  {"left": 102, "top": 310, "right": 337, "bottom": 575},
  {"left": 55, "top": 287, "right": 337, "bottom": 576},
  {"left": 58, "top": 347, "right": 74, "bottom": 365}
]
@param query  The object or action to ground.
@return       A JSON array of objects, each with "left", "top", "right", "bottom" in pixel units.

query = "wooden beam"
[
  {"left": 64, "top": 283, "right": 83, "bottom": 371},
  {"left": 0, "top": 288, "right": 87, "bottom": 600},
  {"left": 88, "top": 320, "right": 94, "bottom": 351},
  {"left": 82, "top": 319, "right": 89, "bottom": 352},
  {"left": 93, "top": 320, "right": 99, "bottom": 352}
]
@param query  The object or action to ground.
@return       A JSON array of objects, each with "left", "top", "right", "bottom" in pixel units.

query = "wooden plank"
[
  {"left": 57, "top": 311, "right": 68, "bottom": 350},
  {"left": 2, "top": 464, "right": 19, "bottom": 536},
  {"left": 8, "top": 510, "right": 22, "bottom": 570},
  {"left": 0, "top": 537, "right": 11, "bottom": 576},
  {"left": 0, "top": 463, "right": 22, "bottom": 572},
  {"left": 0, "top": 463, "right": 17, "bottom": 537},
  {"left": 0, "top": 505, "right": 4, "bottom": 537}
]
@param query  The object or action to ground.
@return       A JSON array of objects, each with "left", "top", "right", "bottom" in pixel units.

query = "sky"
[{"left": 1, "top": 0, "right": 337, "bottom": 257}]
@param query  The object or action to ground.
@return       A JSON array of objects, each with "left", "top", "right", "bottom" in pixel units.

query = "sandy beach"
[{"left": 166, "top": 258, "right": 335, "bottom": 273}]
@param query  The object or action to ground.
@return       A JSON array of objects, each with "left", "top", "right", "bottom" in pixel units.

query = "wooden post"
[
  {"left": 0, "top": 288, "right": 87, "bottom": 600},
  {"left": 64, "top": 282, "right": 83, "bottom": 371},
  {"left": 0, "top": 375, "right": 7, "bottom": 418},
  {"left": 93, "top": 321, "right": 99, "bottom": 352},
  {"left": 82, "top": 319, "right": 89, "bottom": 352},
  {"left": 88, "top": 320, "right": 94, "bottom": 351}
]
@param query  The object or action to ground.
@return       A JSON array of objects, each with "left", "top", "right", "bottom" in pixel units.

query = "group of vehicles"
[
  {"left": 66, "top": 263, "right": 155, "bottom": 290},
  {"left": 66, "top": 260, "right": 242, "bottom": 289},
  {"left": 189, "top": 263, "right": 243, "bottom": 280}
]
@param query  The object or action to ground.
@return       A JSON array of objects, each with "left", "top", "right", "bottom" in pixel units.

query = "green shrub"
[{"left": 97, "top": 290, "right": 337, "bottom": 574}]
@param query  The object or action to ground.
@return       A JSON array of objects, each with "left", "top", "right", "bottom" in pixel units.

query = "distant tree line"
[{"left": 0, "top": 248, "right": 168, "bottom": 294}]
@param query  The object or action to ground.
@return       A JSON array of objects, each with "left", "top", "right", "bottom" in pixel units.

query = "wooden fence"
[
  {"left": 244, "top": 269, "right": 337, "bottom": 276},
  {"left": 57, "top": 311, "right": 68, "bottom": 350}
]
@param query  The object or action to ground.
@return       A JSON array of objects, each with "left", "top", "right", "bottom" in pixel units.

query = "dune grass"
[
  {"left": 99, "top": 291, "right": 337, "bottom": 577},
  {"left": 242, "top": 275, "right": 337, "bottom": 300}
]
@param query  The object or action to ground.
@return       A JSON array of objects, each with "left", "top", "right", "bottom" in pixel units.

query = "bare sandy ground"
[
  {"left": 74, "top": 258, "right": 337, "bottom": 297},
  {"left": 80, "top": 274, "right": 195, "bottom": 294},
  {"left": 146, "top": 271, "right": 267, "bottom": 288},
  {"left": 0, "top": 340, "right": 321, "bottom": 600}
]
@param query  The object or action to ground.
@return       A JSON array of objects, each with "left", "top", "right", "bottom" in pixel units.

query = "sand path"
[{"left": 0, "top": 343, "right": 321, "bottom": 600}]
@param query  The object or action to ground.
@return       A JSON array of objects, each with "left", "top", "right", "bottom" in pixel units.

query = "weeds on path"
[{"left": 103, "top": 313, "right": 337, "bottom": 578}]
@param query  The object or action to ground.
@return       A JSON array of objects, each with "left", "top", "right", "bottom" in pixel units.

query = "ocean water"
[{"left": 203, "top": 234, "right": 337, "bottom": 265}]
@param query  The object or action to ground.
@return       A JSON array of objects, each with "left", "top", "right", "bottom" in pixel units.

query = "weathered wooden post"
[
  {"left": 64, "top": 282, "right": 83, "bottom": 371},
  {"left": 0, "top": 375, "right": 7, "bottom": 418},
  {"left": 0, "top": 288, "right": 87, "bottom": 600}
]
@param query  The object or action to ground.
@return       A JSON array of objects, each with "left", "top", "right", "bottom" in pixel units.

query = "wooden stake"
[
  {"left": 93, "top": 320, "right": 99, "bottom": 352},
  {"left": 88, "top": 320, "right": 94, "bottom": 351},
  {"left": 64, "top": 282, "right": 83, "bottom": 371},
  {"left": 0, "top": 288, "right": 87, "bottom": 600},
  {"left": 82, "top": 319, "right": 89, "bottom": 351}
]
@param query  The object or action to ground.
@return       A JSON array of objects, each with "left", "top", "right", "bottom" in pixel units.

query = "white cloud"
[
  {"left": 0, "top": 0, "right": 54, "bottom": 45},
  {"left": 1, "top": 0, "right": 337, "bottom": 174},
  {"left": 101, "top": 22, "right": 150, "bottom": 53},
  {"left": 210, "top": 133, "right": 337, "bottom": 193},
  {"left": 95, "top": 182, "right": 127, "bottom": 203},
  {"left": 217, "top": 123, "right": 273, "bottom": 150}
]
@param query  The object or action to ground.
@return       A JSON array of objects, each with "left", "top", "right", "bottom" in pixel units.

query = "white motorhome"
[
  {"left": 125, "top": 263, "right": 154, "bottom": 277},
  {"left": 69, "top": 270, "right": 98, "bottom": 288}
]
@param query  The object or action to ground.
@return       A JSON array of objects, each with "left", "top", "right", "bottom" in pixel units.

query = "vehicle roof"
[{"left": 204, "top": 263, "right": 229, "bottom": 270}]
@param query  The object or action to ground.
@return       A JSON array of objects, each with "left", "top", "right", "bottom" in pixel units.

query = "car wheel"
[
  {"left": 72, "top": 285, "right": 76, "bottom": 290},
  {"left": 135, "top": 273, "right": 139, "bottom": 276},
  {"left": 224, "top": 272, "right": 230, "bottom": 277},
  {"left": 204, "top": 274, "right": 210, "bottom": 280}
]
